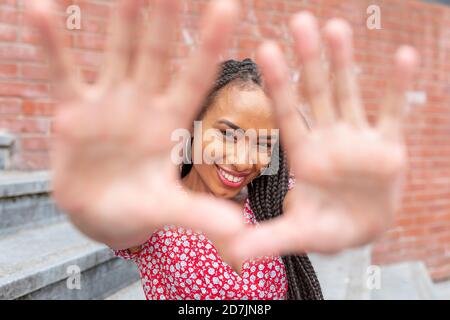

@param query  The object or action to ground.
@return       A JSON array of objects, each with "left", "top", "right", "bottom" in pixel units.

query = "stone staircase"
[
  {"left": 106, "top": 280, "right": 145, "bottom": 300},
  {"left": 309, "top": 246, "right": 448, "bottom": 300},
  {"left": 0, "top": 171, "right": 140, "bottom": 300}
]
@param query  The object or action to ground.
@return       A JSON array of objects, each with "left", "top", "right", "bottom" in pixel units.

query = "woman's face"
[{"left": 190, "top": 83, "right": 277, "bottom": 199}]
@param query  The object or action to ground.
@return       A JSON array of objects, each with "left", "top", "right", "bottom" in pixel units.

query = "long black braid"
[{"left": 181, "top": 59, "right": 323, "bottom": 300}]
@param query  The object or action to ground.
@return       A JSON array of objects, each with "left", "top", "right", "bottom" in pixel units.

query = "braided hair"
[{"left": 181, "top": 59, "right": 323, "bottom": 300}]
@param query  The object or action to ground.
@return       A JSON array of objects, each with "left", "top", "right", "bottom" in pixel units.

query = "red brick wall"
[{"left": 0, "top": 0, "right": 449, "bottom": 281}]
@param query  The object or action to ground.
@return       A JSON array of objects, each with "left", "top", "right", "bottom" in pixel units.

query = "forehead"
[{"left": 204, "top": 84, "right": 276, "bottom": 130}]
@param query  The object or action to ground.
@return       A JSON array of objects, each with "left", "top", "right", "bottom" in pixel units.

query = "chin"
[
  {"left": 207, "top": 181, "right": 241, "bottom": 199},
  {"left": 213, "top": 188, "right": 240, "bottom": 199}
]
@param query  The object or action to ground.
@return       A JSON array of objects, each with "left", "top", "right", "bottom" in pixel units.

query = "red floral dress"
[{"left": 113, "top": 179, "right": 295, "bottom": 300}]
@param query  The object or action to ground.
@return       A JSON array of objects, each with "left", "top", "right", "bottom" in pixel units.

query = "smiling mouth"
[{"left": 215, "top": 165, "right": 248, "bottom": 188}]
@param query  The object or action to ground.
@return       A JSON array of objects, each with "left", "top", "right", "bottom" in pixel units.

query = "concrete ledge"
[
  {"left": 0, "top": 171, "right": 60, "bottom": 237},
  {"left": 0, "top": 195, "right": 64, "bottom": 237},
  {"left": 0, "top": 171, "right": 51, "bottom": 198},
  {"left": 0, "top": 221, "right": 119, "bottom": 299},
  {"left": 19, "top": 258, "right": 139, "bottom": 300},
  {"left": 106, "top": 281, "right": 145, "bottom": 300},
  {"left": 434, "top": 280, "right": 450, "bottom": 300}
]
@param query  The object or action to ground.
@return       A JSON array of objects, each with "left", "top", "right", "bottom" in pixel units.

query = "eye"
[{"left": 220, "top": 130, "right": 237, "bottom": 141}]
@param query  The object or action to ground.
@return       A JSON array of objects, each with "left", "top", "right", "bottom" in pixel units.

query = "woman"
[
  {"left": 114, "top": 59, "right": 323, "bottom": 299},
  {"left": 27, "top": 0, "right": 418, "bottom": 300}
]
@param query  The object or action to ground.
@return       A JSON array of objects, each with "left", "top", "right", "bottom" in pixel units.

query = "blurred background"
[{"left": 0, "top": 0, "right": 449, "bottom": 299}]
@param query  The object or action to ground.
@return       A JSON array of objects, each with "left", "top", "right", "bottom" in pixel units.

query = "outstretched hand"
[
  {"left": 28, "top": 0, "right": 245, "bottom": 262},
  {"left": 232, "top": 12, "right": 419, "bottom": 261}
]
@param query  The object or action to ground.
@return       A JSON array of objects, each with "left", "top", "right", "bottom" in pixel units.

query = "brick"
[
  {"left": 0, "top": 25, "right": 17, "bottom": 41},
  {"left": 0, "top": 117, "right": 50, "bottom": 134},
  {"left": 22, "top": 100, "right": 55, "bottom": 116},
  {"left": 0, "top": 82, "right": 49, "bottom": 98},
  {"left": 0, "top": 63, "right": 17, "bottom": 78},
  {"left": 0, "top": 0, "right": 17, "bottom": 6},
  {"left": 0, "top": 7, "right": 19, "bottom": 25},
  {"left": 0, "top": 45, "right": 44, "bottom": 62},
  {"left": 21, "top": 64, "right": 50, "bottom": 81},
  {"left": 15, "top": 151, "right": 50, "bottom": 170},
  {"left": 20, "top": 136, "right": 51, "bottom": 151},
  {"left": 0, "top": 97, "right": 21, "bottom": 114}
]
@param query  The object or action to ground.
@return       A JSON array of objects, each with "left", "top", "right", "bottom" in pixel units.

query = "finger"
[
  {"left": 290, "top": 12, "right": 335, "bottom": 126},
  {"left": 256, "top": 42, "right": 309, "bottom": 162},
  {"left": 135, "top": 0, "right": 180, "bottom": 94},
  {"left": 323, "top": 18, "right": 367, "bottom": 128},
  {"left": 99, "top": 0, "right": 143, "bottom": 88},
  {"left": 26, "top": 0, "right": 80, "bottom": 98},
  {"left": 229, "top": 217, "right": 304, "bottom": 262},
  {"left": 167, "top": 0, "right": 239, "bottom": 125},
  {"left": 168, "top": 191, "right": 245, "bottom": 271},
  {"left": 170, "top": 193, "right": 243, "bottom": 241},
  {"left": 377, "top": 46, "right": 419, "bottom": 139}
]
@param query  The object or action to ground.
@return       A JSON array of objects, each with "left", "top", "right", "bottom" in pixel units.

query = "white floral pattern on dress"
[{"left": 114, "top": 177, "right": 296, "bottom": 300}]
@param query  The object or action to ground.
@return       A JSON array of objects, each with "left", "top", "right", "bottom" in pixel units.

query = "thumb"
[
  {"left": 229, "top": 217, "right": 305, "bottom": 263},
  {"left": 169, "top": 193, "right": 245, "bottom": 271}
]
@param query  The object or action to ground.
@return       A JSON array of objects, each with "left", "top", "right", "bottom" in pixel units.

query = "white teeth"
[{"left": 219, "top": 168, "right": 244, "bottom": 184}]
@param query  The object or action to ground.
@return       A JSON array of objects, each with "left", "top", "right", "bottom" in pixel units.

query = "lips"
[{"left": 215, "top": 165, "right": 249, "bottom": 188}]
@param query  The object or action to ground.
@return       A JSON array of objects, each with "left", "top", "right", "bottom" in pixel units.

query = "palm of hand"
[
  {"left": 230, "top": 12, "right": 418, "bottom": 261},
  {"left": 286, "top": 123, "right": 405, "bottom": 253},
  {"left": 31, "top": 0, "right": 244, "bottom": 253}
]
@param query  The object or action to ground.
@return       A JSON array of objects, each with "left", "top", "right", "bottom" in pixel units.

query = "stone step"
[
  {"left": 105, "top": 281, "right": 146, "bottom": 300},
  {"left": 308, "top": 245, "right": 372, "bottom": 300},
  {"left": 433, "top": 280, "right": 450, "bottom": 300},
  {"left": 371, "top": 261, "right": 437, "bottom": 300},
  {"left": 0, "top": 171, "right": 64, "bottom": 237},
  {"left": 0, "top": 220, "right": 140, "bottom": 300}
]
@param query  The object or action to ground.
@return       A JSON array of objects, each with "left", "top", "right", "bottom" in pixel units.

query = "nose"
[
  {"left": 232, "top": 161, "right": 254, "bottom": 173},
  {"left": 228, "top": 140, "right": 255, "bottom": 173}
]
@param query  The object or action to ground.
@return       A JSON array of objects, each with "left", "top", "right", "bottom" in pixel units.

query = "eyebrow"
[
  {"left": 216, "top": 119, "right": 276, "bottom": 140},
  {"left": 217, "top": 119, "right": 241, "bottom": 130}
]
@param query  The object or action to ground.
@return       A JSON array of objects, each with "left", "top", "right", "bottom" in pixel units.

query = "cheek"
[
  {"left": 193, "top": 163, "right": 215, "bottom": 180},
  {"left": 192, "top": 135, "right": 223, "bottom": 164},
  {"left": 246, "top": 143, "right": 273, "bottom": 167},
  {"left": 197, "top": 135, "right": 238, "bottom": 165}
]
